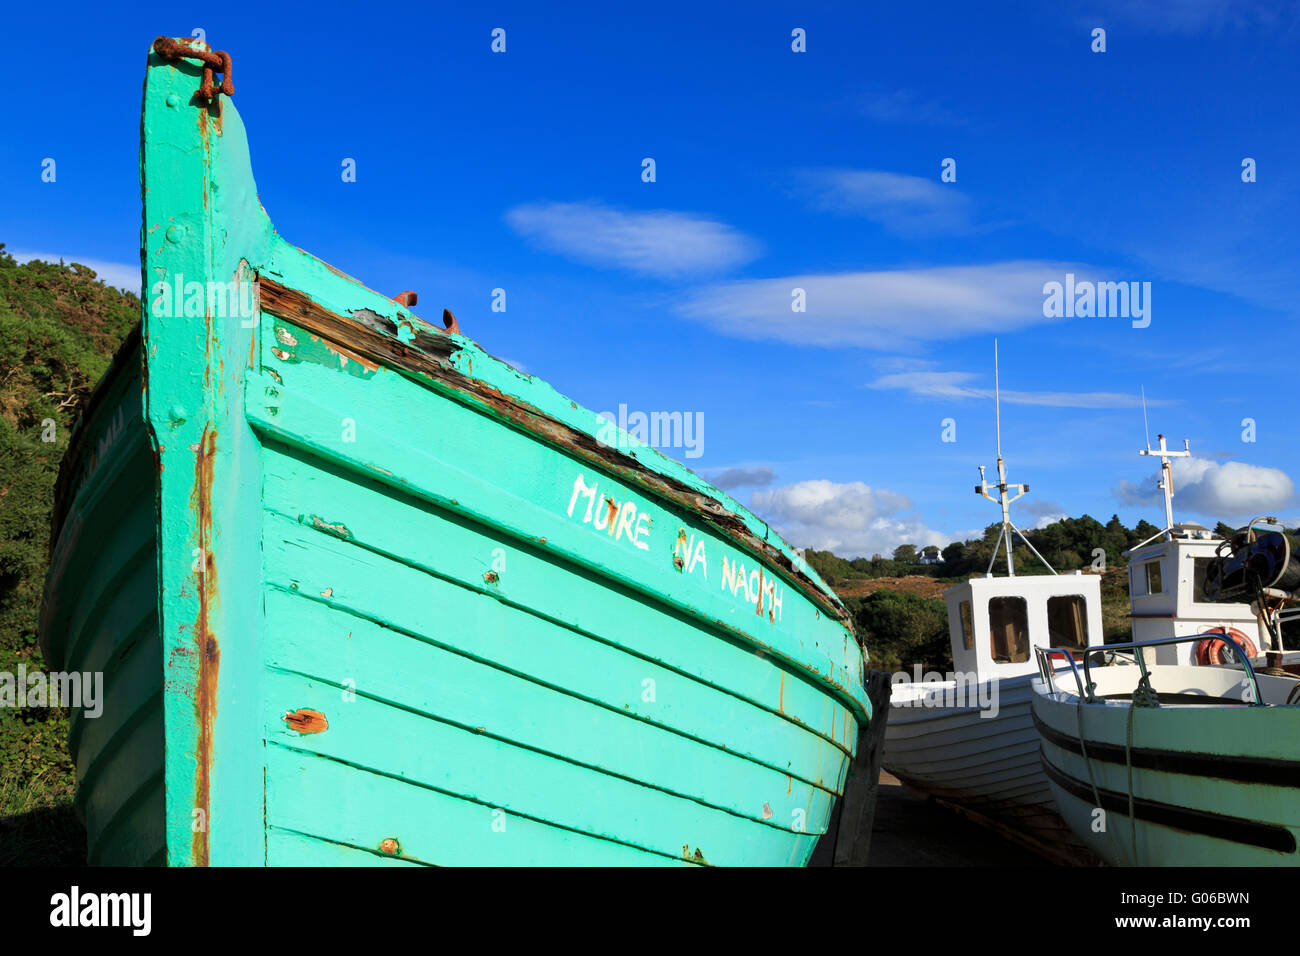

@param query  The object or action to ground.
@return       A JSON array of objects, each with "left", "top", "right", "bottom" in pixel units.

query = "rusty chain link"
[{"left": 152, "top": 36, "right": 233, "bottom": 99}]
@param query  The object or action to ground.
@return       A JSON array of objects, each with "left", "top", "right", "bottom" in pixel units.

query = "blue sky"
[{"left": 3, "top": 1, "right": 1298, "bottom": 557}]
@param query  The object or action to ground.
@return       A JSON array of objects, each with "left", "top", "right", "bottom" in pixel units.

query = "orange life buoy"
[{"left": 1195, "top": 626, "right": 1258, "bottom": 665}]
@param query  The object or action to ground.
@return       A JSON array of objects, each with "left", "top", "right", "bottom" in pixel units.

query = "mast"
[
  {"left": 1122, "top": 395, "right": 1193, "bottom": 556},
  {"left": 1139, "top": 432, "right": 1191, "bottom": 541},
  {"left": 976, "top": 341, "right": 1056, "bottom": 576}
]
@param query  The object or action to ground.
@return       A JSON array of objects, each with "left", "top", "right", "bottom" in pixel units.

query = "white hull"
[
  {"left": 1032, "top": 664, "right": 1300, "bottom": 866},
  {"left": 884, "top": 674, "right": 1088, "bottom": 855}
]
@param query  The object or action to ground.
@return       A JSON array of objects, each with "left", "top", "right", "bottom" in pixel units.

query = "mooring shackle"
[{"left": 151, "top": 36, "right": 234, "bottom": 99}]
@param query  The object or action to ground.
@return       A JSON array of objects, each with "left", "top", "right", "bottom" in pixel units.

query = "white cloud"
[
  {"left": 678, "top": 261, "right": 1080, "bottom": 348},
  {"left": 798, "top": 169, "right": 972, "bottom": 235},
  {"left": 504, "top": 201, "right": 760, "bottom": 279},
  {"left": 10, "top": 250, "right": 139, "bottom": 294},
  {"left": 1114, "top": 456, "right": 1295, "bottom": 519},
  {"left": 869, "top": 368, "right": 1177, "bottom": 409},
  {"left": 750, "top": 479, "right": 946, "bottom": 558}
]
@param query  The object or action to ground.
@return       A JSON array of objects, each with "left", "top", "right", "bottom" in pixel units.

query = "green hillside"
[{"left": 0, "top": 244, "right": 139, "bottom": 864}]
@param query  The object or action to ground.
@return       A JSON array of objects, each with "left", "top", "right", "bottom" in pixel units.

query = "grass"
[{"left": 0, "top": 721, "right": 85, "bottom": 866}]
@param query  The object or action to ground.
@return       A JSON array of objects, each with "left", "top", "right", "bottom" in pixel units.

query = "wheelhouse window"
[
  {"left": 988, "top": 596, "right": 1029, "bottom": 663},
  {"left": 1192, "top": 557, "right": 1213, "bottom": 603},
  {"left": 1130, "top": 565, "right": 1144, "bottom": 596},
  {"left": 1144, "top": 561, "right": 1163, "bottom": 595},
  {"left": 1047, "top": 595, "right": 1089, "bottom": 650},
  {"left": 959, "top": 600, "right": 974, "bottom": 651}
]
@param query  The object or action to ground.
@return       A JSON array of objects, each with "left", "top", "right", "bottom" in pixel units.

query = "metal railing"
[
  {"left": 1034, "top": 632, "right": 1266, "bottom": 707},
  {"left": 1034, "top": 646, "right": 1090, "bottom": 699}
]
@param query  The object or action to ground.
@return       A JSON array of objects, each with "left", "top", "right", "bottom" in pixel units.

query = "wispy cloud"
[
  {"left": 706, "top": 466, "right": 775, "bottom": 490},
  {"left": 678, "top": 261, "right": 1081, "bottom": 348},
  {"left": 750, "top": 479, "right": 946, "bottom": 558},
  {"left": 797, "top": 169, "right": 973, "bottom": 236},
  {"left": 1080, "top": 0, "right": 1294, "bottom": 34},
  {"left": 1019, "top": 498, "right": 1071, "bottom": 528},
  {"left": 1120, "top": 194, "right": 1300, "bottom": 317},
  {"left": 1114, "top": 456, "right": 1296, "bottom": 518},
  {"left": 497, "top": 357, "right": 529, "bottom": 375},
  {"left": 858, "top": 88, "right": 970, "bottom": 127},
  {"left": 504, "top": 201, "right": 760, "bottom": 279},
  {"left": 868, "top": 368, "right": 1177, "bottom": 408},
  {"left": 10, "top": 250, "right": 139, "bottom": 294}
]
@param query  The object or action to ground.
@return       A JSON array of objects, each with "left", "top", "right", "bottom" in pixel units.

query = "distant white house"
[{"left": 917, "top": 547, "right": 943, "bottom": 566}]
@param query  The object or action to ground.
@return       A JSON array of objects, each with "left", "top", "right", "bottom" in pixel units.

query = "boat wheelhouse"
[
  {"left": 944, "top": 571, "right": 1101, "bottom": 680},
  {"left": 1121, "top": 435, "right": 1267, "bottom": 666}
]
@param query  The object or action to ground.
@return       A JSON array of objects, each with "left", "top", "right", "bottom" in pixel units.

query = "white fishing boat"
[
  {"left": 1032, "top": 434, "right": 1300, "bottom": 865},
  {"left": 1031, "top": 639, "right": 1300, "bottom": 866},
  {"left": 882, "top": 347, "right": 1105, "bottom": 862},
  {"left": 882, "top": 573, "right": 1104, "bottom": 860}
]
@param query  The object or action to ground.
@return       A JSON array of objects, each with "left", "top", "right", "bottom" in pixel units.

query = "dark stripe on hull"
[
  {"left": 1033, "top": 710, "right": 1300, "bottom": 787},
  {"left": 1040, "top": 750, "right": 1297, "bottom": 853}
]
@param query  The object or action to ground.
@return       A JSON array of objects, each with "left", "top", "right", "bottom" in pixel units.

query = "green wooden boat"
[{"left": 37, "top": 36, "right": 870, "bottom": 866}]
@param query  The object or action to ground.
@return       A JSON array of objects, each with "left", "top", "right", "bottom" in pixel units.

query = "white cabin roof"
[{"left": 943, "top": 571, "right": 1104, "bottom": 681}]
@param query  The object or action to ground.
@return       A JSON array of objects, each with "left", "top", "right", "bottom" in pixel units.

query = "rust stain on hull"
[
  {"left": 284, "top": 708, "right": 329, "bottom": 734},
  {"left": 191, "top": 423, "right": 219, "bottom": 866}
]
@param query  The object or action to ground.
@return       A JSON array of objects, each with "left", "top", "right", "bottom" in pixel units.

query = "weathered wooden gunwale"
[{"left": 256, "top": 277, "right": 852, "bottom": 630}]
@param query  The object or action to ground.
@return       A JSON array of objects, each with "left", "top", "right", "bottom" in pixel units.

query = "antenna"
[
  {"left": 1141, "top": 385, "right": 1151, "bottom": 451},
  {"left": 976, "top": 340, "right": 1056, "bottom": 577},
  {"left": 1122, "top": 402, "right": 1195, "bottom": 555},
  {"left": 1139, "top": 428, "right": 1191, "bottom": 542},
  {"left": 994, "top": 340, "right": 1002, "bottom": 462}
]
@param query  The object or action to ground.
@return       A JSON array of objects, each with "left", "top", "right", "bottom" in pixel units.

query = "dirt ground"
[
  {"left": 834, "top": 576, "right": 952, "bottom": 601},
  {"left": 866, "top": 771, "right": 1046, "bottom": 866}
]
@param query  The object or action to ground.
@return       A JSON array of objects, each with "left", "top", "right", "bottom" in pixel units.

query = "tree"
[
  {"left": 853, "top": 591, "right": 951, "bottom": 673},
  {"left": 1132, "top": 519, "right": 1161, "bottom": 544},
  {"left": 892, "top": 544, "right": 917, "bottom": 563}
]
